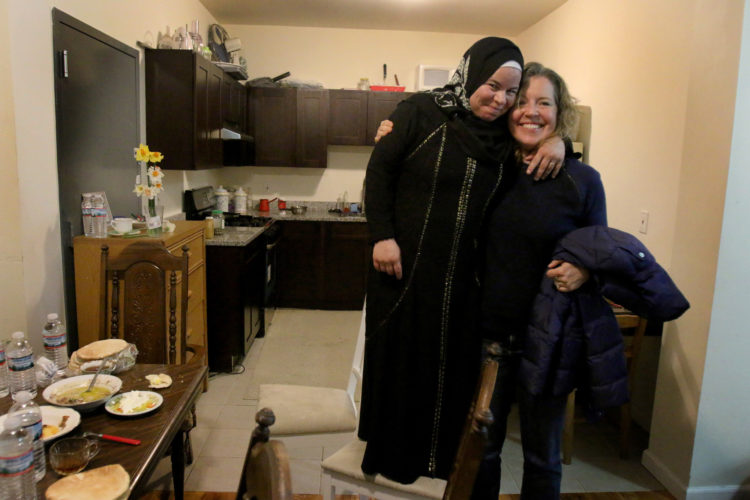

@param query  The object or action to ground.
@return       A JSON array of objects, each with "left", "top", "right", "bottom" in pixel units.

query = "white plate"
[
  {"left": 105, "top": 390, "right": 163, "bottom": 417},
  {"left": 42, "top": 374, "right": 122, "bottom": 412},
  {"left": 0, "top": 406, "right": 81, "bottom": 442}
]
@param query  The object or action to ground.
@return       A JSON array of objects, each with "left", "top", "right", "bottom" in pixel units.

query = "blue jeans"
[{"left": 471, "top": 340, "right": 568, "bottom": 500}]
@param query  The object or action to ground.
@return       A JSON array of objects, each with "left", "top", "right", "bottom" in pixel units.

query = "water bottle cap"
[
  {"left": 11, "top": 331, "right": 24, "bottom": 339},
  {"left": 12, "top": 391, "right": 32, "bottom": 403},
  {"left": 47, "top": 313, "right": 59, "bottom": 321}
]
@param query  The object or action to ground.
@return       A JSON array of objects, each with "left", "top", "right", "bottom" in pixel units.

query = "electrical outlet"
[{"left": 639, "top": 210, "right": 649, "bottom": 234}]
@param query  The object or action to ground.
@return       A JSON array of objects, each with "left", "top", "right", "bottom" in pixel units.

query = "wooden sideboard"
[{"left": 73, "top": 221, "right": 208, "bottom": 365}]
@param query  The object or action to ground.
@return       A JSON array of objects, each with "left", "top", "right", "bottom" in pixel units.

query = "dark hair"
[{"left": 519, "top": 62, "right": 578, "bottom": 138}]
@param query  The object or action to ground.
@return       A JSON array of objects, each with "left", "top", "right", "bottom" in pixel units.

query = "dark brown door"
[
  {"left": 251, "top": 87, "right": 297, "bottom": 166},
  {"left": 52, "top": 9, "right": 140, "bottom": 347},
  {"left": 296, "top": 89, "right": 329, "bottom": 168},
  {"left": 323, "top": 223, "right": 369, "bottom": 309},
  {"left": 366, "top": 92, "right": 413, "bottom": 145},
  {"left": 328, "top": 90, "right": 368, "bottom": 145}
]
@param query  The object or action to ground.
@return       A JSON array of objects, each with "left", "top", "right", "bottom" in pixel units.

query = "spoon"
[{"left": 82, "top": 360, "right": 107, "bottom": 394}]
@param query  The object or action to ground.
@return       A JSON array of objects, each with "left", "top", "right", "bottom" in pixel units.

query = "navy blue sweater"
[{"left": 480, "top": 157, "right": 607, "bottom": 336}]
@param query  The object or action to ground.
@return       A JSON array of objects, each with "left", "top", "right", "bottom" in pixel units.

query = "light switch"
[{"left": 639, "top": 210, "right": 649, "bottom": 234}]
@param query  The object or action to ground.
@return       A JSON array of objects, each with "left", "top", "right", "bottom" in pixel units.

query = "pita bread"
[
  {"left": 76, "top": 339, "right": 128, "bottom": 361},
  {"left": 45, "top": 464, "right": 130, "bottom": 500}
]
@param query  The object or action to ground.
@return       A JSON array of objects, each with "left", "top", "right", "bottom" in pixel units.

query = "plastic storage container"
[
  {"left": 0, "top": 415, "right": 36, "bottom": 499},
  {"left": 90, "top": 193, "right": 107, "bottom": 238},
  {"left": 211, "top": 210, "right": 225, "bottom": 235},
  {"left": 42, "top": 313, "right": 68, "bottom": 374},
  {"left": 6, "top": 332, "right": 36, "bottom": 399},
  {"left": 8, "top": 391, "right": 45, "bottom": 481}
]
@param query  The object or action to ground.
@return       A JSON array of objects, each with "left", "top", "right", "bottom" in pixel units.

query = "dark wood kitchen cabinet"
[
  {"left": 328, "top": 90, "right": 414, "bottom": 146},
  {"left": 145, "top": 49, "right": 224, "bottom": 170},
  {"left": 248, "top": 87, "right": 328, "bottom": 168},
  {"left": 221, "top": 77, "right": 247, "bottom": 132},
  {"left": 206, "top": 236, "right": 266, "bottom": 372},
  {"left": 276, "top": 221, "right": 368, "bottom": 310}
]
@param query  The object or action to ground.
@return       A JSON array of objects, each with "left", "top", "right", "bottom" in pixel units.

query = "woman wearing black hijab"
[{"left": 359, "top": 37, "right": 556, "bottom": 484}]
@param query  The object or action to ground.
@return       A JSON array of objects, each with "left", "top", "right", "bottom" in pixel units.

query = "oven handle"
[{"left": 266, "top": 241, "right": 278, "bottom": 251}]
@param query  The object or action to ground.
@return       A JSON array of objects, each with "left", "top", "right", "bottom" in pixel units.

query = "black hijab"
[{"left": 429, "top": 37, "right": 523, "bottom": 158}]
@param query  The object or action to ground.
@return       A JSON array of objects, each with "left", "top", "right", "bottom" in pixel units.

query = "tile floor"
[{"left": 144, "top": 308, "right": 665, "bottom": 496}]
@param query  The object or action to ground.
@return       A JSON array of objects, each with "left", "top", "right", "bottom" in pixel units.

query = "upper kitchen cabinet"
[
  {"left": 328, "top": 90, "right": 413, "bottom": 146},
  {"left": 221, "top": 77, "right": 247, "bottom": 132},
  {"left": 249, "top": 87, "right": 328, "bottom": 168},
  {"left": 145, "top": 49, "right": 224, "bottom": 170}
]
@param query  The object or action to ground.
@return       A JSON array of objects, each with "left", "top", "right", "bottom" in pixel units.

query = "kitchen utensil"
[
  {"left": 83, "top": 431, "right": 141, "bottom": 446},
  {"left": 259, "top": 198, "right": 270, "bottom": 211},
  {"left": 383, "top": 63, "right": 387, "bottom": 85},
  {"left": 290, "top": 205, "right": 307, "bottom": 215},
  {"left": 277, "top": 200, "right": 287, "bottom": 210},
  {"left": 272, "top": 71, "right": 291, "bottom": 82},
  {"left": 83, "top": 360, "right": 107, "bottom": 394}
]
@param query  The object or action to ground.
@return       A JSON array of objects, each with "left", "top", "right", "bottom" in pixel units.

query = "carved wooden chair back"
[
  {"left": 237, "top": 408, "right": 293, "bottom": 500},
  {"left": 99, "top": 242, "right": 189, "bottom": 364}
]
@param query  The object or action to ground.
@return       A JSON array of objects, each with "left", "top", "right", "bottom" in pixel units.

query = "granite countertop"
[
  {"left": 205, "top": 226, "right": 265, "bottom": 247},
  {"left": 205, "top": 202, "right": 366, "bottom": 247}
]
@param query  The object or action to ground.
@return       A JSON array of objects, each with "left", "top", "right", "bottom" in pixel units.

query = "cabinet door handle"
[
  {"left": 187, "top": 289, "right": 193, "bottom": 299},
  {"left": 187, "top": 327, "right": 193, "bottom": 340}
]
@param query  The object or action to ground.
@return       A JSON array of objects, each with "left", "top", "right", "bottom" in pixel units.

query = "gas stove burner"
[{"left": 224, "top": 214, "right": 273, "bottom": 227}]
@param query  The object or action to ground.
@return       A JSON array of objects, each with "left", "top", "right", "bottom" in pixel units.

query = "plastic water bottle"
[
  {"left": 42, "top": 313, "right": 68, "bottom": 374},
  {"left": 81, "top": 193, "right": 94, "bottom": 237},
  {"left": 0, "top": 341, "right": 9, "bottom": 398},
  {"left": 0, "top": 415, "right": 36, "bottom": 499},
  {"left": 91, "top": 193, "right": 107, "bottom": 238},
  {"left": 9, "top": 391, "right": 45, "bottom": 481},
  {"left": 7, "top": 332, "right": 36, "bottom": 399}
]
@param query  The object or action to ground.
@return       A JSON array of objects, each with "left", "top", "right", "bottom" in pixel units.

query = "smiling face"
[
  {"left": 468, "top": 66, "right": 522, "bottom": 122},
  {"left": 509, "top": 75, "right": 558, "bottom": 153}
]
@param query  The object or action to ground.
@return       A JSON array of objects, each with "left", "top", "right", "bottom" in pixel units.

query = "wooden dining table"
[{"left": 0, "top": 362, "right": 208, "bottom": 499}]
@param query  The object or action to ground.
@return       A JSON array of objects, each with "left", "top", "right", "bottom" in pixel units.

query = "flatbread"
[
  {"left": 76, "top": 339, "right": 128, "bottom": 361},
  {"left": 45, "top": 464, "right": 129, "bottom": 500}
]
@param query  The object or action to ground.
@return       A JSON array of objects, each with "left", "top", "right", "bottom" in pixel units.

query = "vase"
[{"left": 146, "top": 198, "right": 163, "bottom": 237}]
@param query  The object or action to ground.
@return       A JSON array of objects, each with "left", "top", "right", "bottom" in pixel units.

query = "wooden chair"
[
  {"left": 562, "top": 311, "right": 648, "bottom": 464},
  {"left": 237, "top": 408, "right": 293, "bottom": 500},
  {"left": 256, "top": 303, "right": 366, "bottom": 436},
  {"left": 99, "top": 242, "right": 207, "bottom": 499},
  {"left": 320, "top": 342, "right": 501, "bottom": 500}
]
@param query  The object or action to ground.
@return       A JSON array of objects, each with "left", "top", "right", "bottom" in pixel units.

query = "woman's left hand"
[
  {"left": 526, "top": 135, "right": 565, "bottom": 180},
  {"left": 546, "top": 260, "right": 589, "bottom": 292}
]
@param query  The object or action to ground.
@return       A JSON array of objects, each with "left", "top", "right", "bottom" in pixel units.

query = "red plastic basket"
[{"left": 369, "top": 85, "right": 406, "bottom": 92}]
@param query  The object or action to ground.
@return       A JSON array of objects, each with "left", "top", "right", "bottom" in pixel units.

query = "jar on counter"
[
  {"left": 211, "top": 210, "right": 225, "bottom": 235},
  {"left": 215, "top": 186, "right": 230, "bottom": 213},
  {"left": 357, "top": 77, "right": 370, "bottom": 90},
  {"left": 204, "top": 216, "right": 215, "bottom": 239},
  {"left": 234, "top": 187, "right": 247, "bottom": 214}
]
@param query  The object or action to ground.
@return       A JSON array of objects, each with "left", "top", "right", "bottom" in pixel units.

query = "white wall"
[{"left": 0, "top": 0, "right": 27, "bottom": 338}]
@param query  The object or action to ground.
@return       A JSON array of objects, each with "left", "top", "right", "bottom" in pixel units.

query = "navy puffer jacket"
[{"left": 519, "top": 226, "right": 690, "bottom": 409}]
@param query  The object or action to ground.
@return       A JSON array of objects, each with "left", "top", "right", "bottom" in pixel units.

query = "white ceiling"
[{"left": 198, "top": 0, "right": 568, "bottom": 36}]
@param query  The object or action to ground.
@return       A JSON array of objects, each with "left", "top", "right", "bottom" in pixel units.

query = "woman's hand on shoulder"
[
  {"left": 373, "top": 238, "right": 403, "bottom": 279},
  {"left": 526, "top": 135, "right": 565, "bottom": 180},
  {"left": 546, "top": 259, "right": 589, "bottom": 292},
  {"left": 374, "top": 120, "right": 394, "bottom": 144}
]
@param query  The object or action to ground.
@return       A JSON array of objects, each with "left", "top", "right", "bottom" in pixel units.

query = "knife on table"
[{"left": 83, "top": 431, "right": 141, "bottom": 445}]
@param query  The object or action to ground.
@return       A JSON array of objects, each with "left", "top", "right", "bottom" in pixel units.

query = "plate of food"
[
  {"left": 105, "top": 390, "right": 163, "bottom": 417},
  {"left": 42, "top": 374, "right": 122, "bottom": 412},
  {"left": 0, "top": 406, "right": 81, "bottom": 442}
]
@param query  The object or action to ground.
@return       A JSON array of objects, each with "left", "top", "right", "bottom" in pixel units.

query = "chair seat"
[
  {"left": 321, "top": 440, "right": 446, "bottom": 499},
  {"left": 258, "top": 384, "right": 357, "bottom": 435}
]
